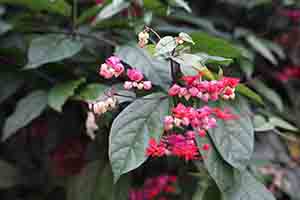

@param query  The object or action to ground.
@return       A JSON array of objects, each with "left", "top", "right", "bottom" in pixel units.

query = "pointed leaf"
[
  {"left": 191, "top": 32, "right": 241, "bottom": 58},
  {"left": 24, "top": 34, "right": 83, "bottom": 69},
  {"left": 246, "top": 35, "right": 277, "bottom": 65},
  {"left": 2, "top": 90, "right": 48, "bottom": 141},
  {"left": 109, "top": 93, "right": 169, "bottom": 182},
  {"left": 179, "top": 32, "right": 194, "bottom": 44},
  {"left": 236, "top": 84, "right": 264, "bottom": 106},
  {"left": 208, "top": 97, "right": 254, "bottom": 170}
]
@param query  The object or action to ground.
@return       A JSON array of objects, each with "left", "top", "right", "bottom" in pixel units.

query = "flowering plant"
[{"left": 2, "top": 0, "right": 300, "bottom": 200}]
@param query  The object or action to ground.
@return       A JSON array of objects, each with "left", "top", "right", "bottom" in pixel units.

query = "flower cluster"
[
  {"left": 146, "top": 132, "right": 209, "bottom": 161},
  {"left": 147, "top": 103, "right": 236, "bottom": 161},
  {"left": 129, "top": 175, "right": 177, "bottom": 200},
  {"left": 168, "top": 75, "right": 239, "bottom": 102},
  {"left": 164, "top": 103, "right": 237, "bottom": 132},
  {"left": 98, "top": 56, "right": 152, "bottom": 91},
  {"left": 124, "top": 69, "right": 152, "bottom": 90},
  {"left": 99, "top": 56, "right": 124, "bottom": 79},
  {"left": 88, "top": 97, "right": 117, "bottom": 115},
  {"left": 276, "top": 66, "right": 300, "bottom": 82}
]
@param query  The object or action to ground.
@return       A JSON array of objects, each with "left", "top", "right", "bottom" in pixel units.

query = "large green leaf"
[
  {"left": 190, "top": 32, "right": 241, "bottom": 58},
  {"left": 209, "top": 97, "right": 254, "bottom": 170},
  {"left": 24, "top": 34, "right": 83, "bottom": 69},
  {"left": 0, "top": 72, "right": 24, "bottom": 104},
  {"left": 0, "top": 0, "right": 71, "bottom": 16},
  {"left": 48, "top": 78, "right": 86, "bottom": 112},
  {"left": 67, "top": 161, "right": 130, "bottom": 200},
  {"left": 115, "top": 45, "right": 172, "bottom": 90},
  {"left": 224, "top": 170, "right": 275, "bottom": 200},
  {"left": 195, "top": 136, "right": 235, "bottom": 193},
  {"left": 109, "top": 93, "right": 169, "bottom": 182},
  {"left": 2, "top": 90, "right": 48, "bottom": 141},
  {"left": 0, "top": 160, "right": 19, "bottom": 188},
  {"left": 196, "top": 136, "right": 275, "bottom": 200}
]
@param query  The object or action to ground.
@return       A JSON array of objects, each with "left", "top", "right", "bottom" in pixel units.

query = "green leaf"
[
  {"left": 48, "top": 78, "right": 86, "bottom": 112},
  {"left": 24, "top": 34, "right": 83, "bottom": 69},
  {"left": 0, "top": 72, "right": 24, "bottom": 104},
  {"left": 196, "top": 53, "right": 233, "bottom": 66},
  {"left": 169, "top": 0, "right": 191, "bottom": 12},
  {"left": 0, "top": 0, "right": 71, "bottom": 16},
  {"left": 115, "top": 45, "right": 172, "bottom": 90},
  {"left": 236, "top": 84, "right": 264, "bottom": 106},
  {"left": 109, "top": 93, "right": 169, "bottom": 182},
  {"left": 2, "top": 90, "right": 48, "bottom": 141},
  {"left": 155, "top": 36, "right": 177, "bottom": 56},
  {"left": 246, "top": 35, "right": 277, "bottom": 65},
  {"left": 77, "top": 4, "right": 104, "bottom": 25},
  {"left": 251, "top": 79, "right": 283, "bottom": 111},
  {"left": 239, "top": 58, "right": 254, "bottom": 78},
  {"left": 0, "top": 160, "right": 18, "bottom": 188},
  {"left": 67, "top": 161, "right": 130, "bottom": 200},
  {"left": 208, "top": 97, "right": 254, "bottom": 170},
  {"left": 196, "top": 136, "right": 275, "bottom": 200},
  {"left": 93, "top": 0, "right": 130, "bottom": 24},
  {"left": 191, "top": 32, "right": 241, "bottom": 58},
  {"left": 269, "top": 117, "right": 298, "bottom": 132},
  {"left": 253, "top": 115, "right": 275, "bottom": 132},
  {"left": 224, "top": 170, "right": 275, "bottom": 200},
  {"left": 179, "top": 32, "right": 195, "bottom": 44},
  {"left": 143, "top": 0, "right": 167, "bottom": 16},
  {"left": 74, "top": 83, "right": 109, "bottom": 102},
  {"left": 195, "top": 136, "right": 235, "bottom": 193}
]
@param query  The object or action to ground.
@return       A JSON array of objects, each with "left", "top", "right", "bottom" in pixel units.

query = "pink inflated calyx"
[{"left": 127, "top": 68, "right": 144, "bottom": 82}]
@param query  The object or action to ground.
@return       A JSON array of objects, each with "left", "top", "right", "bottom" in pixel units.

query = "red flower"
[
  {"left": 146, "top": 139, "right": 166, "bottom": 157},
  {"left": 50, "top": 137, "right": 87, "bottom": 176},
  {"left": 213, "top": 108, "right": 238, "bottom": 120}
]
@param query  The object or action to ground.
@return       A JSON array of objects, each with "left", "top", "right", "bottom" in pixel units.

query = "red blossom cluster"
[
  {"left": 169, "top": 75, "right": 239, "bottom": 102},
  {"left": 129, "top": 175, "right": 177, "bottom": 200},
  {"left": 276, "top": 66, "right": 300, "bottom": 82},
  {"left": 164, "top": 103, "right": 237, "bottom": 132},
  {"left": 147, "top": 103, "right": 236, "bottom": 161},
  {"left": 124, "top": 69, "right": 152, "bottom": 90}
]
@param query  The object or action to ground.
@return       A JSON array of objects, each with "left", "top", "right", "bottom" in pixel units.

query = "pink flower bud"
[
  {"left": 127, "top": 69, "right": 144, "bottom": 82},
  {"left": 143, "top": 81, "right": 152, "bottom": 90},
  {"left": 189, "top": 87, "right": 199, "bottom": 97},
  {"left": 123, "top": 81, "right": 133, "bottom": 90},
  {"left": 99, "top": 63, "right": 114, "bottom": 79},
  {"left": 168, "top": 84, "right": 181, "bottom": 96}
]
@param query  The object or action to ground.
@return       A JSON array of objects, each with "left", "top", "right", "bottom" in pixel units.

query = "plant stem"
[{"left": 72, "top": 0, "right": 78, "bottom": 34}]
